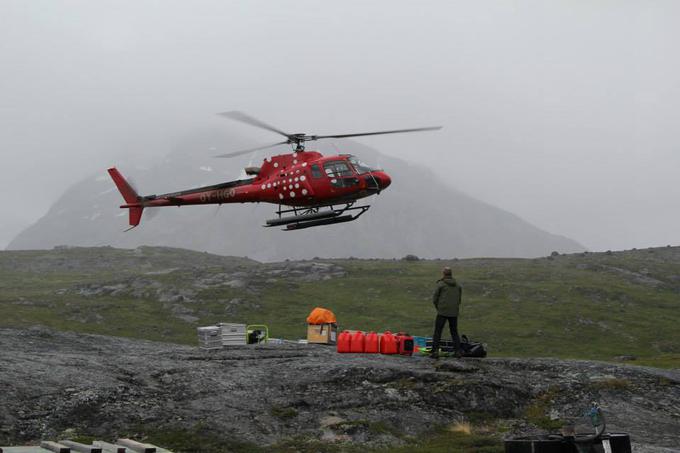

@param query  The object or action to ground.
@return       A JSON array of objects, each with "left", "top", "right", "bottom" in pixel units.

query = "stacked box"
[
  {"left": 197, "top": 326, "right": 222, "bottom": 350},
  {"left": 219, "top": 323, "right": 247, "bottom": 346},
  {"left": 307, "top": 323, "right": 337, "bottom": 344}
]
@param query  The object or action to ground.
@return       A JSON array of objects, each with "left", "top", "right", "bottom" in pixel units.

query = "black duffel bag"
[
  {"left": 460, "top": 335, "right": 487, "bottom": 357},
  {"left": 425, "top": 335, "right": 488, "bottom": 357}
]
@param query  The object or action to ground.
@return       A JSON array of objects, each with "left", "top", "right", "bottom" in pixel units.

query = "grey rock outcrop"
[{"left": 1, "top": 327, "right": 678, "bottom": 451}]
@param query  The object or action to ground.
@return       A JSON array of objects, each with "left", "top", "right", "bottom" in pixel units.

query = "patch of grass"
[
  {"left": 91, "top": 422, "right": 505, "bottom": 453},
  {"left": 389, "top": 377, "right": 417, "bottom": 391},
  {"left": 268, "top": 436, "right": 347, "bottom": 453},
  {"left": 68, "top": 435, "right": 97, "bottom": 445},
  {"left": 126, "top": 424, "right": 264, "bottom": 453},
  {"left": 367, "top": 421, "right": 397, "bottom": 436},
  {"left": 375, "top": 425, "right": 503, "bottom": 453},
  {"left": 431, "top": 378, "right": 466, "bottom": 394},
  {"left": 590, "top": 378, "right": 632, "bottom": 391},
  {"left": 525, "top": 388, "right": 564, "bottom": 431},
  {"left": 326, "top": 419, "right": 402, "bottom": 438},
  {"left": 656, "top": 376, "right": 674, "bottom": 386},
  {"left": 448, "top": 421, "right": 472, "bottom": 435},
  {"left": 634, "top": 354, "right": 680, "bottom": 369},
  {"left": 270, "top": 405, "right": 298, "bottom": 420},
  {"left": 2, "top": 246, "right": 680, "bottom": 368},
  {"left": 464, "top": 411, "right": 500, "bottom": 425}
]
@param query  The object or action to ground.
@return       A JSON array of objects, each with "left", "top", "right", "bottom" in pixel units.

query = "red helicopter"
[{"left": 108, "top": 112, "right": 441, "bottom": 231}]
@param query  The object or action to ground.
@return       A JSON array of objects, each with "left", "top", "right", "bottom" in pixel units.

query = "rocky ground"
[
  {"left": 69, "top": 259, "right": 346, "bottom": 323},
  {"left": 1, "top": 327, "right": 679, "bottom": 452}
]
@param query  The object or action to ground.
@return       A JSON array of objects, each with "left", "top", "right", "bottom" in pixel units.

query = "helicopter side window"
[
  {"left": 323, "top": 161, "right": 353, "bottom": 178},
  {"left": 311, "top": 164, "right": 323, "bottom": 178}
]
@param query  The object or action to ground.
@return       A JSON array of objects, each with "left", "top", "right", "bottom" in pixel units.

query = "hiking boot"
[
  {"left": 428, "top": 352, "right": 439, "bottom": 360},
  {"left": 454, "top": 351, "right": 463, "bottom": 359}
]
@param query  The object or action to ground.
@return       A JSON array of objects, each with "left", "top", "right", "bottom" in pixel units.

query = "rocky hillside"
[
  {"left": 7, "top": 131, "right": 583, "bottom": 260},
  {"left": 1, "top": 327, "right": 678, "bottom": 452},
  {"left": 1, "top": 245, "right": 679, "bottom": 368}
]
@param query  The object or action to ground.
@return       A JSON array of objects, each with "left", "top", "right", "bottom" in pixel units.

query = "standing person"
[{"left": 430, "top": 267, "right": 462, "bottom": 359}]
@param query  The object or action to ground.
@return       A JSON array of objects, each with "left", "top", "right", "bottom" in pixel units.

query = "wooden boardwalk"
[{"left": 0, "top": 438, "right": 172, "bottom": 453}]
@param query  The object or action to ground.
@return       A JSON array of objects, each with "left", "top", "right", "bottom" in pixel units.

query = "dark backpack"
[{"left": 460, "top": 335, "right": 487, "bottom": 358}]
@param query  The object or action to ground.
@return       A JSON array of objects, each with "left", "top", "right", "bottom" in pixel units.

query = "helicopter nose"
[
  {"left": 378, "top": 172, "right": 391, "bottom": 190},
  {"left": 370, "top": 171, "right": 391, "bottom": 191}
]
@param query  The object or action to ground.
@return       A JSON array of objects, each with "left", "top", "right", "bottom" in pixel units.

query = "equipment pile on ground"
[
  {"left": 337, "top": 330, "right": 414, "bottom": 355},
  {"left": 306, "top": 307, "right": 338, "bottom": 344},
  {"left": 505, "top": 403, "right": 631, "bottom": 453},
  {"left": 420, "top": 335, "right": 487, "bottom": 357},
  {"left": 197, "top": 322, "right": 269, "bottom": 350}
]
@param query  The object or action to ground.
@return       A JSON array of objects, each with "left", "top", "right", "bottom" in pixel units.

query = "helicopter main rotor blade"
[
  {"left": 213, "top": 140, "right": 289, "bottom": 158},
  {"left": 217, "top": 111, "right": 292, "bottom": 139},
  {"left": 313, "top": 126, "right": 442, "bottom": 140}
]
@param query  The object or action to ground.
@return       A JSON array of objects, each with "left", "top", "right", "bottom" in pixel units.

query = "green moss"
[
  {"left": 68, "top": 435, "right": 97, "bottom": 445},
  {"left": 389, "top": 377, "right": 418, "bottom": 391},
  {"left": 125, "top": 424, "right": 264, "bottom": 453},
  {"left": 328, "top": 419, "right": 402, "bottom": 438},
  {"left": 270, "top": 405, "right": 298, "bottom": 420},
  {"left": 115, "top": 422, "right": 506, "bottom": 453},
  {"left": 590, "top": 378, "right": 632, "bottom": 391},
  {"left": 525, "top": 388, "right": 564, "bottom": 431},
  {"left": 268, "top": 436, "right": 346, "bottom": 453},
  {"left": 375, "top": 426, "right": 503, "bottom": 453}
]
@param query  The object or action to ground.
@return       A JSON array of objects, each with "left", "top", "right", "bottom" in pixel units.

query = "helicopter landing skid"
[{"left": 265, "top": 203, "right": 370, "bottom": 231}]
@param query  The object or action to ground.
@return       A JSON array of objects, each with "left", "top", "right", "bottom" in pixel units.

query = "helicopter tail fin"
[
  {"left": 127, "top": 206, "right": 144, "bottom": 228},
  {"left": 108, "top": 167, "right": 139, "bottom": 204},
  {"left": 107, "top": 167, "right": 144, "bottom": 228}
]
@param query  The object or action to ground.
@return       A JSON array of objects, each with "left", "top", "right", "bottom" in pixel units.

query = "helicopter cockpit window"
[
  {"left": 323, "top": 161, "right": 353, "bottom": 178},
  {"left": 348, "top": 156, "right": 375, "bottom": 175},
  {"left": 311, "top": 164, "right": 323, "bottom": 178}
]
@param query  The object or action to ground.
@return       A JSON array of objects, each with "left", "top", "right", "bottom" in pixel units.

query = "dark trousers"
[{"left": 431, "top": 315, "right": 460, "bottom": 354}]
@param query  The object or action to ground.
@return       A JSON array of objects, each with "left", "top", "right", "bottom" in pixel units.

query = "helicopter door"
[
  {"left": 323, "top": 161, "right": 359, "bottom": 188},
  {"left": 311, "top": 164, "right": 323, "bottom": 179}
]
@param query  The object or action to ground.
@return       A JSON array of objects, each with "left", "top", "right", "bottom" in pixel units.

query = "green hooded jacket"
[{"left": 432, "top": 277, "right": 462, "bottom": 317}]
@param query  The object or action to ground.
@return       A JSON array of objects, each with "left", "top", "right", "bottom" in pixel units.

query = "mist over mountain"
[{"left": 7, "top": 130, "right": 583, "bottom": 260}]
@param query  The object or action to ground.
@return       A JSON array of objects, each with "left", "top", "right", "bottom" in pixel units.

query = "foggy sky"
[{"left": 1, "top": 0, "right": 679, "bottom": 251}]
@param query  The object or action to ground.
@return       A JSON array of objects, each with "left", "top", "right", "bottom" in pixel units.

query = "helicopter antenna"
[{"left": 214, "top": 111, "right": 442, "bottom": 158}]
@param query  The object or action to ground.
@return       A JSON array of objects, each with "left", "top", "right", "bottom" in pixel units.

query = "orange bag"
[{"left": 306, "top": 307, "right": 337, "bottom": 325}]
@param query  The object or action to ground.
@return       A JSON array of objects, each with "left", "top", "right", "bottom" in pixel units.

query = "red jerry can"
[
  {"left": 364, "top": 332, "right": 379, "bottom": 353},
  {"left": 337, "top": 330, "right": 352, "bottom": 353},
  {"left": 380, "top": 331, "right": 398, "bottom": 355},
  {"left": 350, "top": 331, "right": 366, "bottom": 353},
  {"left": 397, "top": 332, "right": 414, "bottom": 356}
]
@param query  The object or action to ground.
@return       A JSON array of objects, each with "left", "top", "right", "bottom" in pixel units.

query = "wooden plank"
[
  {"left": 92, "top": 441, "right": 126, "bottom": 453},
  {"left": 115, "top": 440, "right": 155, "bottom": 453},
  {"left": 40, "top": 442, "right": 70, "bottom": 453},
  {"left": 0, "top": 448, "right": 54, "bottom": 453},
  {"left": 59, "top": 440, "right": 102, "bottom": 453},
  {"left": 144, "top": 447, "right": 172, "bottom": 453}
]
